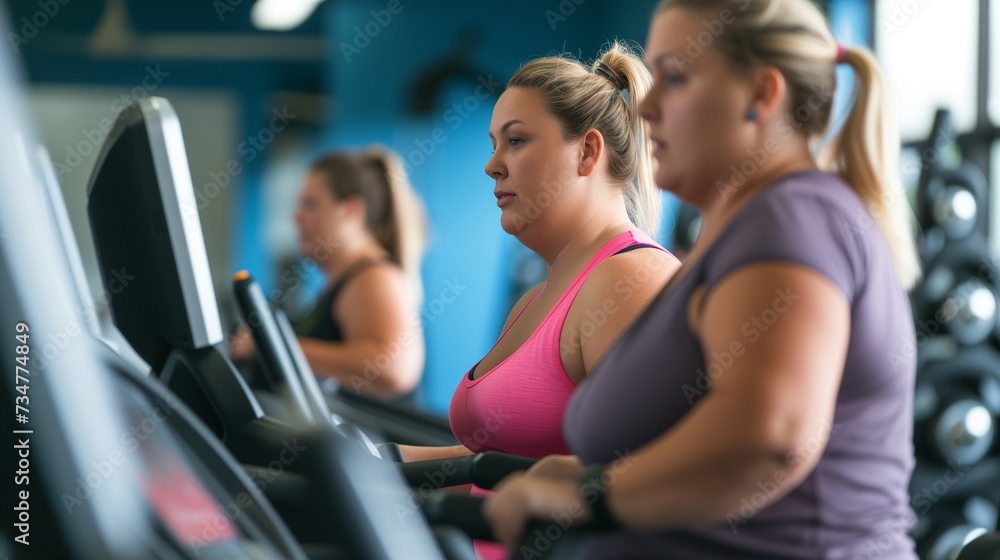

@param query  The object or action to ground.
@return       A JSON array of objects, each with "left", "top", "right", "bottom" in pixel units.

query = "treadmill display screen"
[
  {"left": 125, "top": 391, "right": 275, "bottom": 559},
  {"left": 143, "top": 450, "right": 239, "bottom": 547}
]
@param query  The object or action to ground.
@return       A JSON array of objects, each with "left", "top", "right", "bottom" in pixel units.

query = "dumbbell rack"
[{"left": 910, "top": 109, "right": 1000, "bottom": 560}]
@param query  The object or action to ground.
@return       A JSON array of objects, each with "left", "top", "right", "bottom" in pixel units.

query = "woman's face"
[
  {"left": 639, "top": 8, "right": 757, "bottom": 206},
  {"left": 293, "top": 171, "right": 346, "bottom": 261},
  {"left": 484, "top": 87, "right": 586, "bottom": 238}
]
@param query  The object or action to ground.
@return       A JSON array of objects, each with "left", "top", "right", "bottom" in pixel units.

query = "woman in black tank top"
[
  {"left": 230, "top": 147, "right": 427, "bottom": 400},
  {"left": 294, "top": 257, "right": 396, "bottom": 342}
]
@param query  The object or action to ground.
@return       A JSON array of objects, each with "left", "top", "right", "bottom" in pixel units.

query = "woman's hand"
[
  {"left": 228, "top": 324, "right": 256, "bottom": 362},
  {"left": 483, "top": 468, "right": 593, "bottom": 552},
  {"left": 527, "top": 454, "right": 585, "bottom": 479}
]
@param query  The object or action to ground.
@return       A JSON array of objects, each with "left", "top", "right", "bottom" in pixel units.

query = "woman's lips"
[{"left": 495, "top": 191, "right": 515, "bottom": 208}]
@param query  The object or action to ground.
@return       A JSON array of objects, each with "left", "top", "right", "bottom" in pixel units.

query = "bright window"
[
  {"left": 875, "top": 0, "right": 979, "bottom": 140},
  {"left": 991, "top": 0, "right": 1000, "bottom": 124}
]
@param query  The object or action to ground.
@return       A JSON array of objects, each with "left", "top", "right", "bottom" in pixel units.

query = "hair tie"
[
  {"left": 836, "top": 43, "right": 848, "bottom": 65},
  {"left": 595, "top": 61, "right": 626, "bottom": 91}
]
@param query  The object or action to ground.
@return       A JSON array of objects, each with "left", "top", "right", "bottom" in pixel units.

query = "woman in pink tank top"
[{"left": 397, "top": 42, "right": 680, "bottom": 560}]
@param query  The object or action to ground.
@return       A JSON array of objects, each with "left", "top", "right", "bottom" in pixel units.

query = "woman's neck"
[
  {"left": 530, "top": 199, "right": 637, "bottom": 285},
  {"left": 695, "top": 157, "right": 817, "bottom": 256}
]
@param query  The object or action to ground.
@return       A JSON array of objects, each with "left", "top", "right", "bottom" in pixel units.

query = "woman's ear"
[
  {"left": 749, "top": 65, "right": 788, "bottom": 123},
  {"left": 578, "top": 128, "right": 605, "bottom": 177},
  {"left": 338, "top": 195, "right": 368, "bottom": 224}
]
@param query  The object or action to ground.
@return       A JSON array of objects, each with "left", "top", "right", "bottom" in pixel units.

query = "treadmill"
[{"left": 0, "top": 16, "right": 305, "bottom": 558}]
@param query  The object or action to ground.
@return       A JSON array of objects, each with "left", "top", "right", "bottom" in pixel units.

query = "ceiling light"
[{"left": 251, "top": 0, "right": 324, "bottom": 32}]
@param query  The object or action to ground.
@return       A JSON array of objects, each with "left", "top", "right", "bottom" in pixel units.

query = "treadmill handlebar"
[
  {"left": 401, "top": 451, "right": 538, "bottom": 489},
  {"left": 232, "top": 271, "right": 315, "bottom": 426},
  {"left": 422, "top": 492, "right": 495, "bottom": 542}
]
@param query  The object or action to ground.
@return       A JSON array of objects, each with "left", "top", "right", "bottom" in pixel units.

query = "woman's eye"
[
  {"left": 664, "top": 74, "right": 685, "bottom": 87},
  {"left": 508, "top": 137, "right": 524, "bottom": 147}
]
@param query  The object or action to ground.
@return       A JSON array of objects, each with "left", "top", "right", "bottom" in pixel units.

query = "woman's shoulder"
[
  {"left": 335, "top": 259, "right": 409, "bottom": 304},
  {"left": 710, "top": 170, "right": 870, "bottom": 299},
  {"left": 600, "top": 241, "right": 678, "bottom": 280},
  {"left": 579, "top": 242, "right": 679, "bottom": 308},
  {"left": 722, "top": 170, "right": 866, "bottom": 242},
  {"left": 756, "top": 169, "right": 863, "bottom": 216},
  {"left": 344, "top": 258, "right": 402, "bottom": 282}
]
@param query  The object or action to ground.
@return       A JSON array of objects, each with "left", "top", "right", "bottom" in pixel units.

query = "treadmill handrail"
[
  {"left": 233, "top": 272, "right": 315, "bottom": 425},
  {"left": 401, "top": 452, "right": 538, "bottom": 490}
]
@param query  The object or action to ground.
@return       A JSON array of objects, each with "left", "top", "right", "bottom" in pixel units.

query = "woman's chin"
[{"left": 499, "top": 213, "right": 526, "bottom": 237}]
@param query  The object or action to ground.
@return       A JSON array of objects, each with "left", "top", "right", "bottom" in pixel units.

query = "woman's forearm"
[{"left": 297, "top": 335, "right": 424, "bottom": 398}]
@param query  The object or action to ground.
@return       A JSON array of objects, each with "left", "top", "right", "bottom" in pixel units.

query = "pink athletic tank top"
[{"left": 448, "top": 230, "right": 666, "bottom": 459}]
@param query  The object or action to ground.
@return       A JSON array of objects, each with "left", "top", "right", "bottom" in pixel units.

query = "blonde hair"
[
  {"left": 507, "top": 41, "right": 661, "bottom": 236},
  {"left": 657, "top": 0, "right": 921, "bottom": 289},
  {"left": 310, "top": 146, "right": 428, "bottom": 299}
]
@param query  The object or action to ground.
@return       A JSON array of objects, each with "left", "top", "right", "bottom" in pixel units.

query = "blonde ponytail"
[
  {"left": 362, "top": 146, "right": 428, "bottom": 303},
  {"left": 818, "top": 47, "right": 921, "bottom": 289},
  {"left": 597, "top": 44, "right": 661, "bottom": 236}
]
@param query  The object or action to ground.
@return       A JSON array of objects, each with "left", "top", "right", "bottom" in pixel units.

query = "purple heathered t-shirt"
[{"left": 564, "top": 170, "right": 919, "bottom": 559}]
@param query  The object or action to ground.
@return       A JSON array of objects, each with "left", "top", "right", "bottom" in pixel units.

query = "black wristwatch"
[{"left": 577, "top": 464, "right": 621, "bottom": 531}]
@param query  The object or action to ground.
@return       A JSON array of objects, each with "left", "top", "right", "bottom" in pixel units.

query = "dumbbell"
[
  {"left": 915, "top": 385, "right": 995, "bottom": 467},
  {"left": 914, "top": 347, "right": 1000, "bottom": 467},
  {"left": 956, "top": 531, "right": 1000, "bottom": 560},
  {"left": 917, "top": 494, "right": 997, "bottom": 560},
  {"left": 912, "top": 105, "right": 992, "bottom": 302},
  {"left": 916, "top": 238, "right": 1000, "bottom": 347},
  {"left": 922, "top": 521, "right": 989, "bottom": 560},
  {"left": 988, "top": 256, "right": 1000, "bottom": 349},
  {"left": 920, "top": 163, "right": 989, "bottom": 244}
]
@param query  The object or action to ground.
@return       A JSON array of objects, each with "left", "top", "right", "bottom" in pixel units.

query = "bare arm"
[
  {"left": 485, "top": 263, "right": 849, "bottom": 547},
  {"left": 298, "top": 265, "right": 424, "bottom": 398}
]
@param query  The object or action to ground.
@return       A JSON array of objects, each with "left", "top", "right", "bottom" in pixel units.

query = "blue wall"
[{"left": 318, "top": 0, "right": 660, "bottom": 413}]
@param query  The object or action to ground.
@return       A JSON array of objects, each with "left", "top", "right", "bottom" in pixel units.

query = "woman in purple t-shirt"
[{"left": 483, "top": 1, "right": 922, "bottom": 559}]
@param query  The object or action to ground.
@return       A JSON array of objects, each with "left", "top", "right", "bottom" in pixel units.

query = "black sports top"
[{"left": 295, "top": 258, "right": 396, "bottom": 341}]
